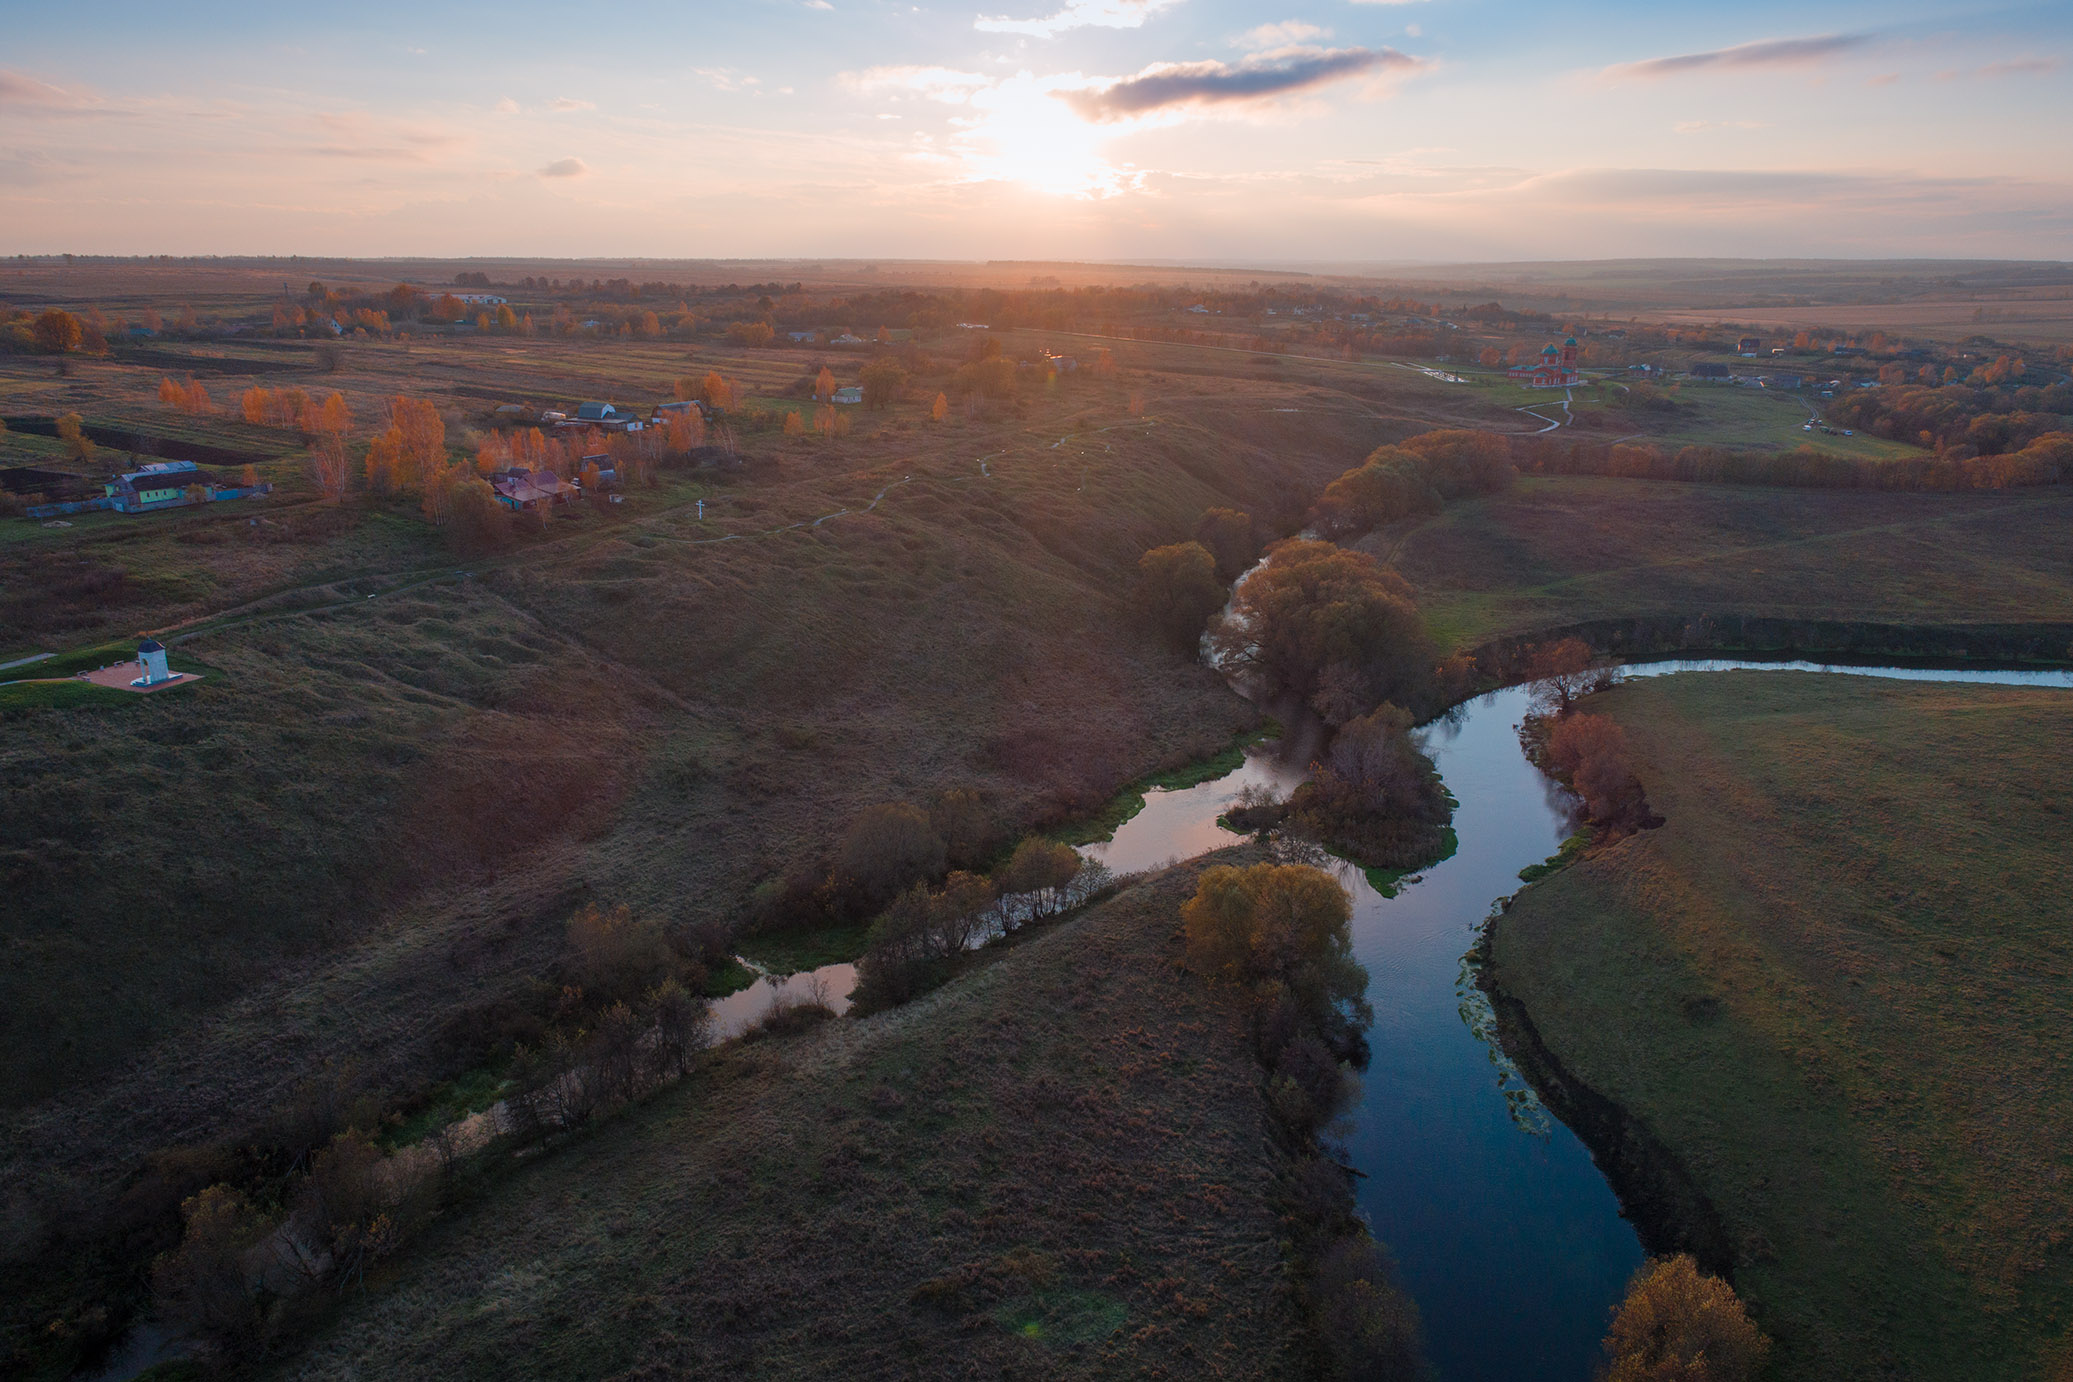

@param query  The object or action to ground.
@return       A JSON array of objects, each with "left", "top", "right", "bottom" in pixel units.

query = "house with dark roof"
[
  {"left": 490, "top": 468, "right": 575, "bottom": 511},
  {"left": 106, "top": 462, "right": 214, "bottom": 512}
]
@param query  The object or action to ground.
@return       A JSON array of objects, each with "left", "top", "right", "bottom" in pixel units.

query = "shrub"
[
  {"left": 566, "top": 903, "right": 674, "bottom": 1002},
  {"left": 1194, "top": 507, "right": 1261, "bottom": 581},
  {"left": 835, "top": 803, "right": 947, "bottom": 910},
  {"left": 151, "top": 1186, "right": 274, "bottom": 1352},
  {"left": 994, "top": 836, "right": 1081, "bottom": 922},
  {"left": 1134, "top": 541, "right": 1225, "bottom": 649},
  {"left": 1544, "top": 712, "right": 1657, "bottom": 834}
]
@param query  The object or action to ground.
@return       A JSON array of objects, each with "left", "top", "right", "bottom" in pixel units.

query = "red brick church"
[{"left": 1508, "top": 336, "right": 1581, "bottom": 388}]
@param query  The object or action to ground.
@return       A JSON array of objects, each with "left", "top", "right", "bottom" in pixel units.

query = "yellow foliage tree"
[
  {"left": 814, "top": 366, "right": 836, "bottom": 403},
  {"left": 1602, "top": 1256, "right": 1769, "bottom": 1382},
  {"left": 930, "top": 392, "right": 949, "bottom": 422},
  {"left": 782, "top": 410, "right": 805, "bottom": 437}
]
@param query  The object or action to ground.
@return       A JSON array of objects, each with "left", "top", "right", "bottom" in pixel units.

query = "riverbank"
[
  {"left": 1486, "top": 671, "right": 2073, "bottom": 1379},
  {"left": 262, "top": 858, "right": 1318, "bottom": 1380}
]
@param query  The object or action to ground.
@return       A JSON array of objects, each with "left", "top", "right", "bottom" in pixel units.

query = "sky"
[{"left": 3, "top": 0, "right": 2070, "bottom": 261}]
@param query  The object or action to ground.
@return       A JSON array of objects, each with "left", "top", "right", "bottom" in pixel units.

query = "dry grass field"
[
  {"left": 1489, "top": 673, "right": 2073, "bottom": 1380},
  {"left": 1372, "top": 475, "right": 2073, "bottom": 650},
  {"left": 1, "top": 311, "right": 1426, "bottom": 1376},
  {"left": 271, "top": 859, "right": 1313, "bottom": 1381}
]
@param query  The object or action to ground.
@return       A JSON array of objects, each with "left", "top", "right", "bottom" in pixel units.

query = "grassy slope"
[
  {"left": 276, "top": 861, "right": 1309, "bottom": 1380},
  {"left": 1374, "top": 475, "right": 2073, "bottom": 648},
  {"left": 1488, "top": 673, "right": 2073, "bottom": 1379},
  {"left": 0, "top": 343, "right": 1395, "bottom": 1268}
]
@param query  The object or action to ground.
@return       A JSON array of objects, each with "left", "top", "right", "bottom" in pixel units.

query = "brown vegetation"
[
  {"left": 1602, "top": 1255, "right": 1769, "bottom": 1382},
  {"left": 1286, "top": 703, "right": 1452, "bottom": 870}
]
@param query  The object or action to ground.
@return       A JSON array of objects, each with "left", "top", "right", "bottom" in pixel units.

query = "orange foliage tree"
[{"left": 1602, "top": 1256, "right": 1768, "bottom": 1382}]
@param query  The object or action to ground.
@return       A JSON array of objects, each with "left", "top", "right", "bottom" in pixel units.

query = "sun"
[{"left": 957, "top": 73, "right": 1141, "bottom": 197}]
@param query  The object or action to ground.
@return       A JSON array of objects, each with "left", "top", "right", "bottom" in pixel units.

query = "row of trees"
[
  {"left": 1179, "top": 861, "right": 1423, "bottom": 1378},
  {"left": 852, "top": 835, "right": 1098, "bottom": 1006},
  {"left": 1519, "top": 433, "right": 2073, "bottom": 492},
  {"left": 1310, "top": 429, "right": 1514, "bottom": 539},
  {"left": 236, "top": 385, "right": 351, "bottom": 435}
]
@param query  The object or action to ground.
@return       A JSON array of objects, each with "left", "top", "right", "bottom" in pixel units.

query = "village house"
[
  {"left": 831, "top": 385, "right": 864, "bottom": 405},
  {"left": 1737, "top": 336, "right": 1764, "bottom": 356},
  {"left": 1507, "top": 337, "right": 1582, "bottom": 388},
  {"left": 490, "top": 468, "right": 576, "bottom": 511}
]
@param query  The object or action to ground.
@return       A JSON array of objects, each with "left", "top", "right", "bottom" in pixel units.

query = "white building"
[{"left": 132, "top": 639, "right": 176, "bottom": 687}]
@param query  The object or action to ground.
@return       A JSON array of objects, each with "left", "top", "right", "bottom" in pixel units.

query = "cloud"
[
  {"left": 539, "top": 157, "right": 589, "bottom": 178},
  {"left": 1604, "top": 33, "right": 1872, "bottom": 81},
  {"left": 806, "top": 0, "right": 832, "bottom": 8},
  {"left": 1235, "top": 21, "right": 1327, "bottom": 50},
  {"left": 0, "top": 69, "right": 115, "bottom": 116},
  {"left": 975, "top": 0, "right": 1180, "bottom": 39},
  {"left": 694, "top": 68, "right": 760, "bottom": 92},
  {"left": 1673, "top": 119, "right": 1770, "bottom": 133},
  {"left": 547, "top": 96, "right": 595, "bottom": 111},
  {"left": 493, "top": 97, "right": 520, "bottom": 115},
  {"left": 1967, "top": 58, "right": 2061, "bottom": 78},
  {"left": 843, "top": 65, "right": 992, "bottom": 101},
  {"left": 1065, "top": 47, "right": 1425, "bottom": 121}
]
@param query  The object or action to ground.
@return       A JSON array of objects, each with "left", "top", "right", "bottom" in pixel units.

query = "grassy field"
[
  {"left": 1488, "top": 673, "right": 2073, "bottom": 1379},
  {"left": 1, "top": 320, "right": 1426, "bottom": 1377},
  {"left": 272, "top": 859, "right": 1312, "bottom": 1380},
  {"left": 1371, "top": 475, "right": 2073, "bottom": 649}
]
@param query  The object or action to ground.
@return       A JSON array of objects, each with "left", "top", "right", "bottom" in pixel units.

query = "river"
[{"left": 1080, "top": 657, "right": 2073, "bottom": 1381}]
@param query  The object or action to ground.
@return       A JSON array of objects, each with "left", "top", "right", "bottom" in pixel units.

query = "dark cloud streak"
[
  {"left": 1066, "top": 47, "right": 1422, "bottom": 121},
  {"left": 1605, "top": 33, "right": 1871, "bottom": 80}
]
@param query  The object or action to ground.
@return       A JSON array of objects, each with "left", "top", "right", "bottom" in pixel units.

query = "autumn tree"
[
  {"left": 995, "top": 837, "right": 1081, "bottom": 922},
  {"left": 32, "top": 309, "right": 83, "bottom": 354},
  {"left": 567, "top": 903, "right": 675, "bottom": 1002},
  {"left": 930, "top": 786, "right": 991, "bottom": 869},
  {"left": 1523, "top": 637, "right": 1608, "bottom": 713},
  {"left": 814, "top": 366, "right": 836, "bottom": 403},
  {"left": 1135, "top": 540, "right": 1224, "bottom": 649},
  {"left": 1180, "top": 863, "right": 1370, "bottom": 1064},
  {"left": 860, "top": 359, "right": 908, "bottom": 410},
  {"left": 699, "top": 371, "right": 735, "bottom": 411},
  {"left": 782, "top": 410, "right": 805, "bottom": 436},
  {"left": 1214, "top": 540, "right": 1435, "bottom": 712},
  {"left": 1193, "top": 507, "right": 1259, "bottom": 581},
  {"left": 1288, "top": 703, "right": 1450, "bottom": 869},
  {"left": 1602, "top": 1256, "right": 1768, "bottom": 1382},
  {"left": 1543, "top": 712, "right": 1655, "bottom": 833},
  {"left": 930, "top": 391, "right": 949, "bottom": 422},
  {"left": 306, "top": 433, "right": 351, "bottom": 504},
  {"left": 54, "top": 413, "right": 95, "bottom": 464},
  {"left": 447, "top": 472, "right": 508, "bottom": 549},
  {"left": 662, "top": 407, "right": 704, "bottom": 452},
  {"left": 835, "top": 803, "right": 947, "bottom": 910},
  {"left": 152, "top": 1185, "right": 273, "bottom": 1350}
]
